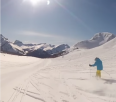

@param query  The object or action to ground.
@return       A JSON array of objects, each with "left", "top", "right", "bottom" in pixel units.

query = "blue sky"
[{"left": 1, "top": 0, "right": 116, "bottom": 46}]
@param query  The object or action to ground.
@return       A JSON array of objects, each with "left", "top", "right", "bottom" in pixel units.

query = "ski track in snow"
[{"left": 1, "top": 41, "right": 116, "bottom": 102}]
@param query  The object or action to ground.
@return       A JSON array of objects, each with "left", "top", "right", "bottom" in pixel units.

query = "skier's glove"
[{"left": 89, "top": 64, "right": 92, "bottom": 67}]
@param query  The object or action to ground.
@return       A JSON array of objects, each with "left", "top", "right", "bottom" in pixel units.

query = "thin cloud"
[
  {"left": 19, "top": 30, "right": 79, "bottom": 45},
  {"left": 21, "top": 31, "right": 58, "bottom": 38},
  {"left": 20, "top": 31, "right": 77, "bottom": 41}
]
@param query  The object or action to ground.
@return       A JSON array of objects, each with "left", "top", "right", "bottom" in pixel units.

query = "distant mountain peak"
[
  {"left": 0, "top": 35, "right": 25, "bottom": 55},
  {"left": 91, "top": 32, "right": 115, "bottom": 41},
  {"left": 0, "top": 34, "right": 8, "bottom": 41},
  {"left": 14, "top": 40, "right": 23, "bottom": 46},
  {"left": 74, "top": 32, "right": 116, "bottom": 49},
  {"left": 1, "top": 34, "right": 70, "bottom": 58}
]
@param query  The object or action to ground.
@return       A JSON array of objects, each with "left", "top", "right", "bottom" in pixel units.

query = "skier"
[{"left": 89, "top": 57, "right": 103, "bottom": 78}]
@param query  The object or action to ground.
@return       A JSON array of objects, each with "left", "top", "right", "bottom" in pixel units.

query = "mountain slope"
[
  {"left": 1, "top": 35, "right": 116, "bottom": 102},
  {"left": 44, "top": 44, "right": 70, "bottom": 54},
  {"left": 0, "top": 34, "right": 70, "bottom": 58},
  {"left": 14, "top": 40, "right": 70, "bottom": 55},
  {"left": 0, "top": 34, "right": 25, "bottom": 55},
  {"left": 74, "top": 32, "right": 116, "bottom": 49},
  {"left": 14, "top": 39, "right": 70, "bottom": 57},
  {"left": 26, "top": 49, "right": 51, "bottom": 58}
]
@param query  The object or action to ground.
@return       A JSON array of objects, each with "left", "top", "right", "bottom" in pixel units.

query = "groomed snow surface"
[{"left": 1, "top": 38, "right": 116, "bottom": 102}]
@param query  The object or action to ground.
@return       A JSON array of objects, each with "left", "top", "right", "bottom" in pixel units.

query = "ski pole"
[
  {"left": 89, "top": 64, "right": 91, "bottom": 78},
  {"left": 90, "top": 67, "right": 91, "bottom": 78},
  {"left": 103, "top": 70, "right": 113, "bottom": 79}
]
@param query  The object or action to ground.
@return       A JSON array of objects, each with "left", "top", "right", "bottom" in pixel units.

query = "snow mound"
[{"left": 74, "top": 32, "right": 116, "bottom": 49}]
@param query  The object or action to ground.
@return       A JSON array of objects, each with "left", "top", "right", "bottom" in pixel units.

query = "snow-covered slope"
[
  {"left": 1, "top": 35, "right": 116, "bottom": 102},
  {"left": 74, "top": 32, "right": 116, "bottom": 49},
  {"left": 0, "top": 34, "right": 25, "bottom": 55}
]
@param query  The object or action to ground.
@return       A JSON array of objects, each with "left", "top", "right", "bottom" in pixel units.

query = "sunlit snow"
[{"left": 1, "top": 37, "right": 116, "bottom": 102}]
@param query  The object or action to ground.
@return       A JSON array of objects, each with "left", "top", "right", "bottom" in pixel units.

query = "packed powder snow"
[{"left": 1, "top": 37, "right": 116, "bottom": 102}]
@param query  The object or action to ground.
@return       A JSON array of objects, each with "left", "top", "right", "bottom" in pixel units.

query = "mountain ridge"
[
  {"left": 0, "top": 34, "right": 70, "bottom": 58},
  {"left": 74, "top": 32, "right": 116, "bottom": 49}
]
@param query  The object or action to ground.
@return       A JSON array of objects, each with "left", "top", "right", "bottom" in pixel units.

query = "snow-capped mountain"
[
  {"left": 2, "top": 32, "right": 115, "bottom": 58},
  {"left": 14, "top": 39, "right": 70, "bottom": 56},
  {"left": 44, "top": 44, "right": 70, "bottom": 54},
  {"left": 24, "top": 43, "right": 69, "bottom": 58},
  {"left": 1, "top": 34, "right": 70, "bottom": 58},
  {"left": 74, "top": 32, "right": 116, "bottom": 49},
  {"left": 14, "top": 40, "right": 24, "bottom": 46},
  {"left": 14, "top": 40, "right": 45, "bottom": 47},
  {"left": 0, "top": 34, "right": 25, "bottom": 55}
]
